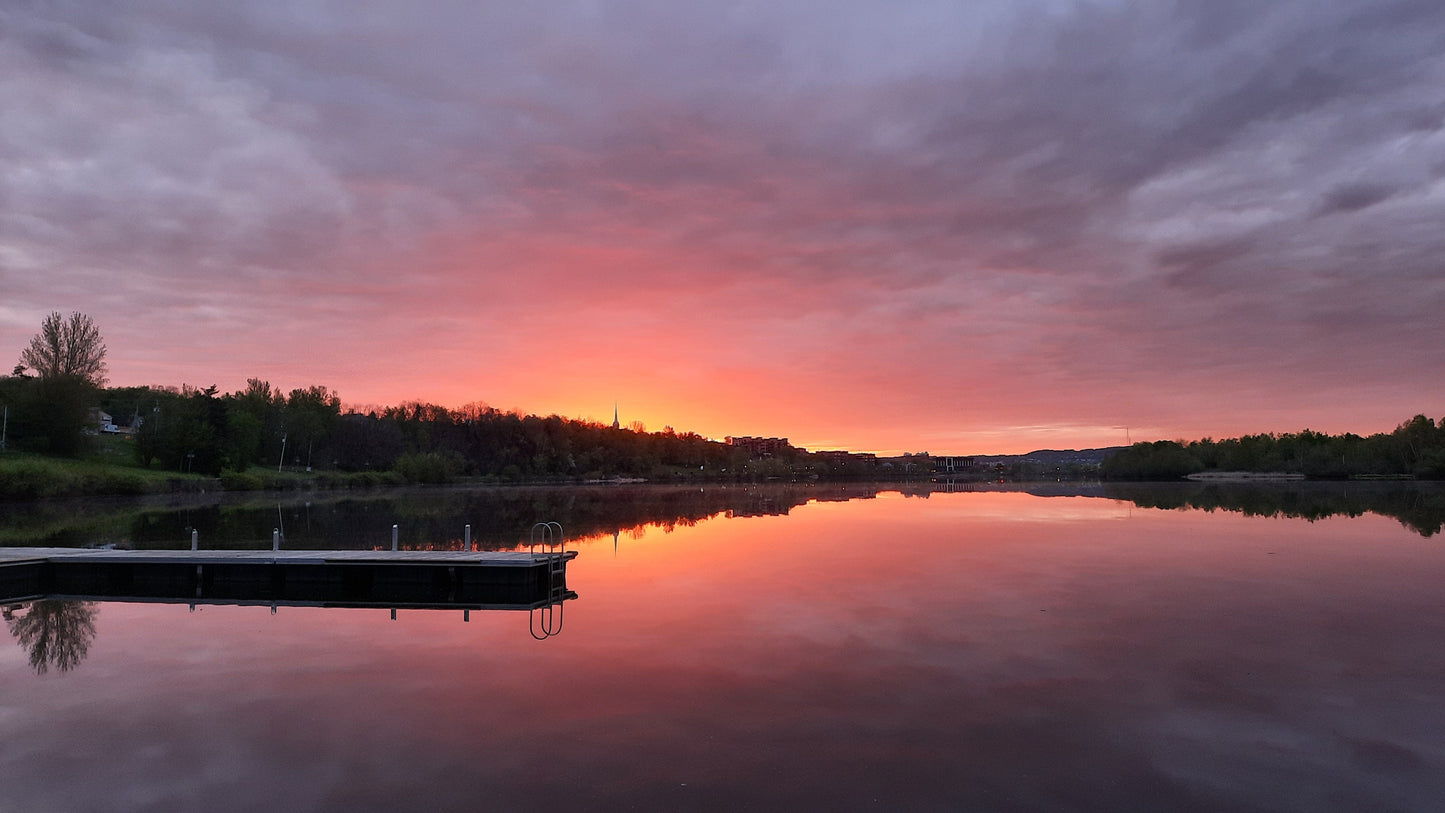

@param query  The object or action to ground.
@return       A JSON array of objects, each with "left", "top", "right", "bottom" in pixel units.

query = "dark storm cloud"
[{"left": 1315, "top": 183, "right": 1399, "bottom": 216}]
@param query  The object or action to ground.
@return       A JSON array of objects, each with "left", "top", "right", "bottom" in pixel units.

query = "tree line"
[
  {"left": 8, "top": 312, "right": 1441, "bottom": 485},
  {"left": 1099, "top": 416, "right": 1445, "bottom": 480},
  {"left": 0, "top": 312, "right": 753, "bottom": 481},
  {"left": 8, "top": 372, "right": 918, "bottom": 484},
  {"left": 106, "top": 381, "right": 757, "bottom": 481},
  {"left": 4, "top": 372, "right": 922, "bottom": 486},
  {"left": 5, "top": 312, "right": 929, "bottom": 484}
]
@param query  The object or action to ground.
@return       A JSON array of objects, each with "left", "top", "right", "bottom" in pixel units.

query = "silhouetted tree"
[
  {"left": 17, "top": 311, "right": 107, "bottom": 385},
  {"left": 326, "top": 412, "right": 405, "bottom": 471},
  {"left": 226, "top": 379, "right": 286, "bottom": 468},
  {"left": 1100, "top": 441, "right": 1205, "bottom": 480},
  {"left": 7, "top": 312, "right": 109, "bottom": 456},
  {"left": 282, "top": 386, "right": 340, "bottom": 469},
  {"left": 0, "top": 373, "right": 96, "bottom": 457}
]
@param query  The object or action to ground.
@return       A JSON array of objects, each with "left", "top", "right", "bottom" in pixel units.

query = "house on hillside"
[
  {"left": 89, "top": 409, "right": 114, "bottom": 435},
  {"left": 90, "top": 409, "right": 140, "bottom": 435}
]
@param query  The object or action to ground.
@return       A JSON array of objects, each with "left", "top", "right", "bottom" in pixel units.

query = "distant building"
[
  {"left": 815, "top": 450, "right": 877, "bottom": 464},
  {"left": 933, "top": 455, "right": 976, "bottom": 473},
  {"left": 725, "top": 436, "right": 794, "bottom": 457}
]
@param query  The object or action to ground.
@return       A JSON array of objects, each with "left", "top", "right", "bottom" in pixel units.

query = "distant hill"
[{"left": 970, "top": 447, "right": 1124, "bottom": 466}]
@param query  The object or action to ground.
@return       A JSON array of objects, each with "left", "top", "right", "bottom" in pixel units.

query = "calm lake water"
[{"left": 3, "top": 483, "right": 1444, "bottom": 811}]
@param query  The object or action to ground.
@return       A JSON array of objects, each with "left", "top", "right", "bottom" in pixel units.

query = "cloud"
[
  {"left": 3, "top": 0, "right": 1444, "bottom": 451},
  {"left": 1315, "top": 183, "right": 1399, "bottom": 216}
]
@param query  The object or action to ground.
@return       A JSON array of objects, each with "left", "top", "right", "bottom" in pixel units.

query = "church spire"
[{"left": 612, "top": 403, "right": 620, "bottom": 430}]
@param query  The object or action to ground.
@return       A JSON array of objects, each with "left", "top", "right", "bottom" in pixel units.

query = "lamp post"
[{"left": 278, "top": 433, "right": 287, "bottom": 472}]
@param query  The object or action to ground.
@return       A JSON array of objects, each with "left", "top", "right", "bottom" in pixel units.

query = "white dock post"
[
  {"left": 273, "top": 529, "right": 280, "bottom": 550},
  {"left": 465, "top": 524, "right": 471, "bottom": 548},
  {"left": 191, "top": 529, "right": 198, "bottom": 551},
  {"left": 392, "top": 524, "right": 399, "bottom": 551}
]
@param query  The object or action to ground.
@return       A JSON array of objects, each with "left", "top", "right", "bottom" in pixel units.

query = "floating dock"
[{"left": 0, "top": 548, "right": 577, "bottom": 611}]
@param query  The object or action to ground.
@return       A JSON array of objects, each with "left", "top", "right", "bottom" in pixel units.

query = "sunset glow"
[{"left": 3, "top": 2, "right": 1442, "bottom": 453}]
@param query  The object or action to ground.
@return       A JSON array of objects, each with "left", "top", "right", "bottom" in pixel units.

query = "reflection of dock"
[{"left": 0, "top": 548, "right": 577, "bottom": 612}]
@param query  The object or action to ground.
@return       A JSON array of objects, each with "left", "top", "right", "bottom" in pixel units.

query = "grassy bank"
[
  {"left": 0, "top": 449, "right": 404, "bottom": 501},
  {"left": 2, "top": 433, "right": 223, "bottom": 499},
  {"left": 0, "top": 454, "right": 167, "bottom": 500}
]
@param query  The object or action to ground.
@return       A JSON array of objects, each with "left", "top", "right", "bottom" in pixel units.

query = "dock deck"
[
  {"left": 0, "top": 547, "right": 576, "bottom": 611},
  {"left": 0, "top": 547, "right": 573, "bottom": 565}
]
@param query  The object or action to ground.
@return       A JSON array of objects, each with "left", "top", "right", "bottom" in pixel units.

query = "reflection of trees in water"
[
  {"left": 4, "top": 601, "right": 99, "bottom": 674},
  {"left": 9, "top": 481, "right": 1444, "bottom": 551},
  {"left": 1102, "top": 483, "right": 1445, "bottom": 537},
  {"left": 8, "top": 481, "right": 954, "bottom": 551},
  {"left": 90, "top": 484, "right": 896, "bottom": 550}
]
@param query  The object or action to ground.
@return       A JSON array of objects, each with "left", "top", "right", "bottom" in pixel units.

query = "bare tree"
[{"left": 17, "top": 311, "right": 108, "bottom": 385}]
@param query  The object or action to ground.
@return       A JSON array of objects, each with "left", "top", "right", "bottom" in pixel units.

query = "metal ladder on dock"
[{"left": 529, "top": 522, "right": 567, "bottom": 639}]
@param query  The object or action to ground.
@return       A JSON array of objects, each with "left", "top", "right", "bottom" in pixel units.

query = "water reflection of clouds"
[{"left": 4, "top": 493, "right": 1444, "bottom": 809}]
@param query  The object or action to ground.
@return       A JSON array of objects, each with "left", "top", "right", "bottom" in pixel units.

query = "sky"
[{"left": 2, "top": 0, "right": 1443, "bottom": 454}]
